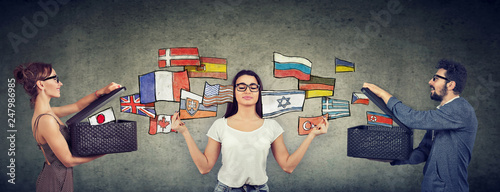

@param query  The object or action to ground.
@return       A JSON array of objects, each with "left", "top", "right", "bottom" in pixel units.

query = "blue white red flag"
[
  {"left": 139, "top": 70, "right": 190, "bottom": 103},
  {"left": 367, "top": 111, "right": 393, "bottom": 127},
  {"left": 120, "top": 94, "right": 156, "bottom": 118},
  {"left": 202, "top": 82, "right": 233, "bottom": 106}
]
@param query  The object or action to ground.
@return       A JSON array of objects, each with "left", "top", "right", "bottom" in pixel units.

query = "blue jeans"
[{"left": 214, "top": 181, "right": 269, "bottom": 192}]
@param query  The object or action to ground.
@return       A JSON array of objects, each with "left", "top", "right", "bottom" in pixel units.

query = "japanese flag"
[{"left": 88, "top": 107, "right": 116, "bottom": 125}]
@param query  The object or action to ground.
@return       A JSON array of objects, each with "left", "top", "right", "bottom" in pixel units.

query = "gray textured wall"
[{"left": 1, "top": 0, "right": 499, "bottom": 191}]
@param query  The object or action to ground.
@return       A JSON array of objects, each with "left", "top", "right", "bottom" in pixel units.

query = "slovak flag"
[
  {"left": 366, "top": 111, "right": 393, "bottom": 127},
  {"left": 120, "top": 94, "right": 156, "bottom": 118},
  {"left": 88, "top": 107, "right": 116, "bottom": 126},
  {"left": 179, "top": 89, "right": 218, "bottom": 120},
  {"left": 158, "top": 47, "right": 200, "bottom": 68},
  {"left": 274, "top": 52, "right": 312, "bottom": 80},
  {"left": 262, "top": 90, "right": 305, "bottom": 118},
  {"left": 149, "top": 115, "right": 176, "bottom": 135},
  {"left": 352, "top": 92, "right": 369, "bottom": 105},
  {"left": 139, "top": 70, "right": 190, "bottom": 103}
]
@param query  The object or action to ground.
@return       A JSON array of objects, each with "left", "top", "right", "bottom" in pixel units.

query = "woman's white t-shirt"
[{"left": 206, "top": 118, "right": 284, "bottom": 188}]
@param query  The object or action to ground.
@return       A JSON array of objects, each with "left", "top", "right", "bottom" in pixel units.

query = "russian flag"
[
  {"left": 366, "top": 111, "right": 393, "bottom": 127},
  {"left": 274, "top": 52, "right": 312, "bottom": 80},
  {"left": 139, "top": 71, "right": 190, "bottom": 103}
]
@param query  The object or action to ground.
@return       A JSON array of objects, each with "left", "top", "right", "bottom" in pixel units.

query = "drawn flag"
[
  {"left": 367, "top": 111, "right": 393, "bottom": 127},
  {"left": 139, "top": 70, "right": 190, "bottom": 103},
  {"left": 274, "top": 52, "right": 312, "bottom": 80},
  {"left": 185, "top": 57, "right": 227, "bottom": 79},
  {"left": 158, "top": 47, "right": 200, "bottom": 68},
  {"left": 179, "top": 89, "right": 217, "bottom": 120},
  {"left": 262, "top": 90, "right": 306, "bottom": 118},
  {"left": 299, "top": 76, "right": 335, "bottom": 99},
  {"left": 120, "top": 94, "right": 156, "bottom": 118},
  {"left": 298, "top": 115, "right": 327, "bottom": 135},
  {"left": 202, "top": 82, "right": 233, "bottom": 106},
  {"left": 149, "top": 115, "right": 177, "bottom": 135},
  {"left": 351, "top": 92, "right": 369, "bottom": 105},
  {"left": 335, "top": 58, "right": 355, "bottom": 73},
  {"left": 322, "top": 97, "right": 350, "bottom": 120},
  {"left": 88, "top": 107, "right": 115, "bottom": 126}
]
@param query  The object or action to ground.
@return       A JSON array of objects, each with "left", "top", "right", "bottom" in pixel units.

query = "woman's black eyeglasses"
[
  {"left": 43, "top": 75, "right": 60, "bottom": 83},
  {"left": 236, "top": 83, "right": 260, "bottom": 92}
]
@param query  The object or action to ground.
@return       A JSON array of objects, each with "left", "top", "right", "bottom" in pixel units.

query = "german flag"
[{"left": 298, "top": 76, "right": 335, "bottom": 99}]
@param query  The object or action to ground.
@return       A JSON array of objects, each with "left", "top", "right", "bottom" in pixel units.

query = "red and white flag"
[
  {"left": 88, "top": 107, "right": 116, "bottom": 125},
  {"left": 158, "top": 47, "right": 200, "bottom": 67},
  {"left": 149, "top": 115, "right": 176, "bottom": 135}
]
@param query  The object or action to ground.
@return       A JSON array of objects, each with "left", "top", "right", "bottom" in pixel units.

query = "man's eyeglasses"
[
  {"left": 43, "top": 75, "right": 60, "bottom": 83},
  {"left": 432, "top": 74, "right": 449, "bottom": 82},
  {"left": 236, "top": 83, "right": 260, "bottom": 92}
]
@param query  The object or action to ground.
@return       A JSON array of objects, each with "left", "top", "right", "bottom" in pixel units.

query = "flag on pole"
[
  {"left": 179, "top": 89, "right": 218, "bottom": 119},
  {"left": 351, "top": 92, "right": 369, "bottom": 105},
  {"left": 335, "top": 58, "right": 355, "bottom": 73},
  {"left": 185, "top": 57, "right": 227, "bottom": 79},
  {"left": 158, "top": 47, "right": 200, "bottom": 68},
  {"left": 274, "top": 52, "right": 312, "bottom": 80},
  {"left": 322, "top": 97, "right": 350, "bottom": 120},
  {"left": 298, "top": 115, "right": 327, "bottom": 135},
  {"left": 120, "top": 94, "right": 156, "bottom": 118},
  {"left": 366, "top": 111, "right": 393, "bottom": 127},
  {"left": 299, "top": 76, "right": 335, "bottom": 99},
  {"left": 202, "top": 82, "right": 233, "bottom": 106},
  {"left": 149, "top": 115, "right": 176, "bottom": 135},
  {"left": 262, "top": 90, "right": 305, "bottom": 118},
  {"left": 139, "top": 70, "right": 190, "bottom": 103},
  {"left": 88, "top": 107, "right": 116, "bottom": 125}
]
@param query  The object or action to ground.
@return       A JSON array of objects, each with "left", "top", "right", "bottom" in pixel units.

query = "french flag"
[
  {"left": 158, "top": 47, "right": 200, "bottom": 68},
  {"left": 273, "top": 52, "right": 312, "bottom": 80},
  {"left": 139, "top": 70, "right": 190, "bottom": 103}
]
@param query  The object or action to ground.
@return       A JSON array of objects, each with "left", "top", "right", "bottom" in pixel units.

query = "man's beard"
[{"left": 430, "top": 85, "right": 447, "bottom": 102}]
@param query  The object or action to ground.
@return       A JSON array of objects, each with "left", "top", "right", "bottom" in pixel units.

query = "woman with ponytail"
[{"left": 14, "top": 62, "right": 121, "bottom": 192}]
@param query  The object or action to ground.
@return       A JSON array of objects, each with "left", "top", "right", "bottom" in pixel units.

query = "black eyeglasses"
[
  {"left": 43, "top": 75, "right": 60, "bottom": 83},
  {"left": 236, "top": 83, "right": 260, "bottom": 92},
  {"left": 432, "top": 74, "right": 449, "bottom": 82}
]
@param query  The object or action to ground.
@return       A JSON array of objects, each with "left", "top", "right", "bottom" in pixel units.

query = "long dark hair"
[
  {"left": 224, "top": 70, "right": 263, "bottom": 118},
  {"left": 13, "top": 62, "right": 53, "bottom": 108}
]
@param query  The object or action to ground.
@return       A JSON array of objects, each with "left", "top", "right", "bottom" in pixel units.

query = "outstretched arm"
[
  {"left": 172, "top": 112, "right": 220, "bottom": 175},
  {"left": 271, "top": 116, "right": 329, "bottom": 174},
  {"left": 52, "top": 82, "right": 121, "bottom": 118}
]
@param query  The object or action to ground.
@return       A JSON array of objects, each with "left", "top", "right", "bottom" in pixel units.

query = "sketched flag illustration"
[
  {"left": 298, "top": 115, "right": 327, "bottom": 135},
  {"left": 366, "top": 111, "right": 393, "bottom": 127},
  {"left": 299, "top": 75, "right": 335, "bottom": 99},
  {"left": 335, "top": 58, "right": 355, "bottom": 73},
  {"left": 262, "top": 90, "right": 306, "bottom": 118},
  {"left": 202, "top": 82, "right": 233, "bottom": 106},
  {"left": 149, "top": 114, "right": 176, "bottom": 135},
  {"left": 179, "top": 89, "right": 217, "bottom": 119},
  {"left": 120, "top": 94, "right": 156, "bottom": 118},
  {"left": 322, "top": 97, "right": 350, "bottom": 120},
  {"left": 139, "top": 70, "right": 190, "bottom": 103},
  {"left": 158, "top": 47, "right": 200, "bottom": 68},
  {"left": 185, "top": 57, "right": 228, "bottom": 79},
  {"left": 273, "top": 52, "right": 312, "bottom": 80},
  {"left": 352, "top": 92, "right": 369, "bottom": 105},
  {"left": 88, "top": 107, "right": 116, "bottom": 126}
]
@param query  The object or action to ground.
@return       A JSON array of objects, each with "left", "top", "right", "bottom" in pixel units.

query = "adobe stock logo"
[{"left": 7, "top": 0, "right": 70, "bottom": 53}]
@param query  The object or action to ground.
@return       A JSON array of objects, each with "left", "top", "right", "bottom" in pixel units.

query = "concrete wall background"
[{"left": 1, "top": 0, "right": 499, "bottom": 191}]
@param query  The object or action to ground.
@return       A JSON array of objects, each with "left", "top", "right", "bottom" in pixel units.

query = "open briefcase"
[
  {"left": 347, "top": 88, "right": 413, "bottom": 160},
  {"left": 66, "top": 87, "right": 137, "bottom": 157}
]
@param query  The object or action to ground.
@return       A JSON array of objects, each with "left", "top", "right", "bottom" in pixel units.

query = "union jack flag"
[{"left": 120, "top": 94, "right": 156, "bottom": 118}]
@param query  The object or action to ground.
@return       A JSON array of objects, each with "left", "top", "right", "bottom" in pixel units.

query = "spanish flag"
[
  {"left": 185, "top": 57, "right": 227, "bottom": 79},
  {"left": 299, "top": 76, "right": 335, "bottom": 99}
]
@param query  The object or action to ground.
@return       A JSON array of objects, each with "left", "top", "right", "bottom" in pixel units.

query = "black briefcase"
[
  {"left": 66, "top": 87, "right": 137, "bottom": 157},
  {"left": 347, "top": 88, "right": 413, "bottom": 160}
]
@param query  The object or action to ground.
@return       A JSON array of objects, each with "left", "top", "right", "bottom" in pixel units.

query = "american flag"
[
  {"left": 120, "top": 94, "right": 156, "bottom": 118},
  {"left": 202, "top": 82, "right": 233, "bottom": 106}
]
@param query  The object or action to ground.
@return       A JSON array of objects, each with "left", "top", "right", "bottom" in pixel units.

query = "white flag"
[{"left": 262, "top": 90, "right": 305, "bottom": 118}]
